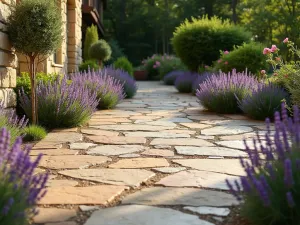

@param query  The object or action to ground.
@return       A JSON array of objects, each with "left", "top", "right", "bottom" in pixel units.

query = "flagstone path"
[{"left": 33, "top": 81, "right": 269, "bottom": 225}]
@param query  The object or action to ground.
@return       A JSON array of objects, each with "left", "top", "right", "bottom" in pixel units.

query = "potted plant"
[{"left": 134, "top": 66, "right": 148, "bottom": 80}]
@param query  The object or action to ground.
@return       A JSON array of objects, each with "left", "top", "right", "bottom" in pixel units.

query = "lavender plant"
[
  {"left": 196, "top": 70, "right": 260, "bottom": 113},
  {"left": 192, "top": 72, "right": 212, "bottom": 94},
  {"left": 0, "top": 128, "right": 48, "bottom": 225},
  {"left": 104, "top": 66, "right": 137, "bottom": 98},
  {"left": 238, "top": 83, "right": 290, "bottom": 120},
  {"left": 226, "top": 104, "right": 300, "bottom": 225},
  {"left": 175, "top": 72, "right": 198, "bottom": 93},
  {"left": 0, "top": 103, "right": 28, "bottom": 144},
  {"left": 19, "top": 77, "right": 98, "bottom": 129},
  {"left": 163, "top": 71, "right": 184, "bottom": 85},
  {"left": 71, "top": 70, "right": 125, "bottom": 109}
]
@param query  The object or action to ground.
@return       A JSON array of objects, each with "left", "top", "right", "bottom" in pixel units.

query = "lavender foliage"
[
  {"left": 192, "top": 72, "right": 212, "bottom": 94},
  {"left": 0, "top": 128, "right": 48, "bottom": 225},
  {"left": 163, "top": 71, "right": 184, "bottom": 85},
  {"left": 175, "top": 71, "right": 198, "bottom": 93},
  {"left": 104, "top": 66, "right": 137, "bottom": 98},
  {"left": 19, "top": 76, "right": 98, "bottom": 129},
  {"left": 226, "top": 104, "right": 300, "bottom": 225},
  {"left": 238, "top": 83, "right": 290, "bottom": 120},
  {"left": 71, "top": 69, "right": 125, "bottom": 109},
  {"left": 196, "top": 69, "right": 260, "bottom": 113}
]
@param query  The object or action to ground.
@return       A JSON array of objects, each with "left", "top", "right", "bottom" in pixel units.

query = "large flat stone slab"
[
  {"left": 188, "top": 115, "right": 226, "bottom": 121},
  {"left": 87, "top": 136, "right": 146, "bottom": 144},
  {"left": 59, "top": 169, "right": 155, "bottom": 187},
  {"left": 89, "top": 118, "right": 131, "bottom": 123},
  {"left": 81, "top": 129, "right": 119, "bottom": 136},
  {"left": 124, "top": 131, "right": 190, "bottom": 138},
  {"left": 39, "top": 186, "right": 127, "bottom": 205},
  {"left": 91, "top": 125, "right": 174, "bottom": 131},
  {"left": 87, "top": 145, "right": 147, "bottom": 156},
  {"left": 33, "top": 208, "right": 76, "bottom": 223},
  {"left": 122, "top": 187, "right": 238, "bottom": 206},
  {"left": 173, "top": 159, "right": 245, "bottom": 176},
  {"left": 134, "top": 120, "right": 177, "bottom": 128},
  {"left": 216, "top": 140, "right": 257, "bottom": 150},
  {"left": 84, "top": 205, "right": 214, "bottom": 225},
  {"left": 69, "top": 143, "right": 97, "bottom": 150},
  {"left": 201, "top": 120, "right": 263, "bottom": 126},
  {"left": 141, "top": 149, "right": 174, "bottom": 157},
  {"left": 159, "top": 118, "right": 193, "bottom": 123},
  {"left": 150, "top": 138, "right": 214, "bottom": 146},
  {"left": 180, "top": 123, "right": 212, "bottom": 129},
  {"left": 46, "top": 179, "right": 78, "bottom": 187},
  {"left": 152, "top": 167, "right": 186, "bottom": 174},
  {"left": 184, "top": 206, "right": 230, "bottom": 216},
  {"left": 201, "top": 126, "right": 253, "bottom": 136},
  {"left": 175, "top": 146, "right": 247, "bottom": 158},
  {"left": 37, "top": 155, "right": 111, "bottom": 169},
  {"left": 109, "top": 158, "right": 169, "bottom": 168},
  {"left": 156, "top": 170, "right": 239, "bottom": 190},
  {"left": 30, "top": 149, "right": 76, "bottom": 156}
]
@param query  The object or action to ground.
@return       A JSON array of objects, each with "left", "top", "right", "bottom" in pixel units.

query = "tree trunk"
[
  {"left": 29, "top": 56, "right": 37, "bottom": 124},
  {"left": 204, "top": 1, "right": 214, "bottom": 18},
  {"left": 231, "top": 0, "right": 238, "bottom": 24}
]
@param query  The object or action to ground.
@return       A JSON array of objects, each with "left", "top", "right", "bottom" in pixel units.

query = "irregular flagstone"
[
  {"left": 46, "top": 179, "right": 78, "bottom": 187},
  {"left": 91, "top": 124, "right": 174, "bottom": 131},
  {"left": 87, "top": 145, "right": 147, "bottom": 156},
  {"left": 109, "top": 158, "right": 169, "bottom": 168},
  {"left": 93, "top": 110, "right": 141, "bottom": 116},
  {"left": 80, "top": 205, "right": 100, "bottom": 212},
  {"left": 216, "top": 140, "right": 257, "bottom": 150},
  {"left": 87, "top": 136, "right": 146, "bottom": 144},
  {"left": 30, "top": 148, "right": 77, "bottom": 156},
  {"left": 201, "top": 119, "right": 264, "bottom": 126},
  {"left": 36, "top": 132, "right": 83, "bottom": 146},
  {"left": 150, "top": 138, "right": 214, "bottom": 146},
  {"left": 154, "top": 145, "right": 172, "bottom": 149},
  {"left": 201, "top": 125, "right": 253, "bottom": 136},
  {"left": 130, "top": 115, "right": 162, "bottom": 120},
  {"left": 152, "top": 167, "right": 186, "bottom": 174},
  {"left": 84, "top": 205, "right": 215, "bottom": 225},
  {"left": 52, "top": 127, "right": 78, "bottom": 132},
  {"left": 117, "top": 103, "right": 147, "bottom": 108},
  {"left": 134, "top": 120, "right": 177, "bottom": 127},
  {"left": 81, "top": 129, "right": 119, "bottom": 136},
  {"left": 219, "top": 133, "right": 257, "bottom": 141},
  {"left": 141, "top": 149, "right": 174, "bottom": 157},
  {"left": 69, "top": 143, "right": 97, "bottom": 150},
  {"left": 37, "top": 155, "right": 111, "bottom": 169},
  {"left": 187, "top": 115, "right": 227, "bottom": 121},
  {"left": 123, "top": 131, "right": 190, "bottom": 138},
  {"left": 196, "top": 135, "right": 215, "bottom": 140},
  {"left": 175, "top": 146, "right": 247, "bottom": 158},
  {"left": 119, "top": 154, "right": 141, "bottom": 158},
  {"left": 180, "top": 123, "right": 212, "bottom": 129},
  {"left": 89, "top": 118, "right": 131, "bottom": 123},
  {"left": 39, "top": 186, "right": 127, "bottom": 205},
  {"left": 173, "top": 159, "right": 245, "bottom": 176},
  {"left": 122, "top": 187, "right": 238, "bottom": 206},
  {"left": 156, "top": 170, "right": 240, "bottom": 190},
  {"left": 159, "top": 117, "right": 193, "bottom": 123},
  {"left": 59, "top": 169, "right": 155, "bottom": 187},
  {"left": 88, "top": 122, "right": 117, "bottom": 125},
  {"left": 183, "top": 206, "right": 230, "bottom": 216},
  {"left": 33, "top": 208, "right": 76, "bottom": 223}
]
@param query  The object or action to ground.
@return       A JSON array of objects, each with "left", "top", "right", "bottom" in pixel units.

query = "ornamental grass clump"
[
  {"left": 175, "top": 72, "right": 198, "bottom": 93},
  {"left": 163, "top": 71, "right": 184, "bottom": 85},
  {"left": 192, "top": 72, "right": 212, "bottom": 95},
  {"left": 71, "top": 70, "right": 125, "bottom": 109},
  {"left": 238, "top": 83, "right": 290, "bottom": 120},
  {"left": 19, "top": 77, "right": 98, "bottom": 129},
  {"left": 196, "top": 70, "right": 260, "bottom": 113},
  {"left": 104, "top": 66, "right": 137, "bottom": 98},
  {"left": 0, "top": 128, "right": 48, "bottom": 225},
  {"left": 226, "top": 104, "right": 300, "bottom": 225}
]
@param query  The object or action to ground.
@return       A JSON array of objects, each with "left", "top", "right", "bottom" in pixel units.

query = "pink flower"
[
  {"left": 224, "top": 50, "right": 229, "bottom": 55},
  {"left": 204, "top": 65, "right": 209, "bottom": 69},
  {"left": 275, "top": 57, "right": 281, "bottom": 61},
  {"left": 153, "top": 65, "right": 157, "bottom": 68},
  {"left": 271, "top": 45, "right": 278, "bottom": 52},
  {"left": 283, "top": 38, "right": 289, "bottom": 43},
  {"left": 261, "top": 70, "right": 266, "bottom": 74},
  {"left": 217, "top": 59, "right": 222, "bottom": 63},
  {"left": 224, "top": 61, "right": 228, "bottom": 65},
  {"left": 156, "top": 61, "right": 161, "bottom": 66},
  {"left": 263, "top": 48, "right": 272, "bottom": 55}
]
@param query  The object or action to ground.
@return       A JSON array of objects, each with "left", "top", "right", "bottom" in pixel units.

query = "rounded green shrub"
[
  {"left": 172, "top": 16, "right": 251, "bottom": 71},
  {"left": 158, "top": 56, "right": 186, "bottom": 79},
  {"left": 89, "top": 39, "right": 112, "bottom": 65},
  {"left": 113, "top": 57, "right": 134, "bottom": 76},
  {"left": 78, "top": 60, "right": 100, "bottom": 72},
  {"left": 23, "top": 125, "right": 47, "bottom": 141},
  {"left": 214, "top": 42, "right": 268, "bottom": 76}
]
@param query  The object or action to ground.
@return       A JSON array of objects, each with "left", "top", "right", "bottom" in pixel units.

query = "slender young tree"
[
  {"left": 83, "top": 25, "right": 99, "bottom": 60},
  {"left": 7, "top": 0, "right": 63, "bottom": 124}
]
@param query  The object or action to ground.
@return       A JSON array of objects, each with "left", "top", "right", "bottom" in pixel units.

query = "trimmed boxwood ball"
[
  {"left": 214, "top": 42, "right": 268, "bottom": 76},
  {"left": 175, "top": 72, "right": 198, "bottom": 93},
  {"left": 172, "top": 16, "right": 251, "bottom": 71},
  {"left": 238, "top": 83, "right": 290, "bottom": 120},
  {"left": 196, "top": 70, "right": 260, "bottom": 114},
  {"left": 163, "top": 71, "right": 184, "bottom": 85},
  {"left": 89, "top": 39, "right": 112, "bottom": 65}
]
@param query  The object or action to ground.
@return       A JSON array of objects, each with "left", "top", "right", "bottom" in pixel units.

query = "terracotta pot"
[{"left": 134, "top": 70, "right": 148, "bottom": 81}]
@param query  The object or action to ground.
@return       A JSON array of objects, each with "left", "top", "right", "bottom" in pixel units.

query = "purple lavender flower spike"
[
  {"left": 240, "top": 177, "right": 251, "bottom": 192},
  {"left": 286, "top": 192, "right": 296, "bottom": 208},
  {"left": 284, "top": 159, "right": 294, "bottom": 188}
]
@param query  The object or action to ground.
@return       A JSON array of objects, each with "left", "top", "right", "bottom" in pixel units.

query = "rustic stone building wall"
[{"left": 0, "top": 0, "right": 17, "bottom": 108}]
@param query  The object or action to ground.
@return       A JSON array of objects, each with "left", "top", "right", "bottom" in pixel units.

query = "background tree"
[
  {"left": 7, "top": 0, "right": 63, "bottom": 124},
  {"left": 83, "top": 25, "right": 99, "bottom": 60}
]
